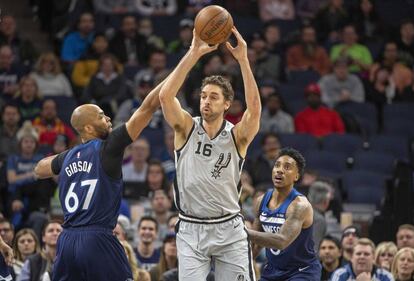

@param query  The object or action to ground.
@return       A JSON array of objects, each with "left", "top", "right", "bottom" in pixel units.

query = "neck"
[
  {"left": 155, "top": 212, "right": 168, "bottom": 224},
  {"left": 354, "top": 267, "right": 372, "bottom": 277},
  {"left": 4, "top": 123, "right": 18, "bottom": 135},
  {"left": 138, "top": 243, "right": 154, "bottom": 257},
  {"left": 398, "top": 273, "right": 412, "bottom": 280},
  {"left": 343, "top": 249, "right": 352, "bottom": 261},
  {"left": 202, "top": 117, "right": 224, "bottom": 139},
  {"left": 165, "top": 256, "right": 177, "bottom": 269},
  {"left": 133, "top": 161, "right": 146, "bottom": 171},
  {"left": 44, "top": 245, "right": 56, "bottom": 260},
  {"left": 22, "top": 151, "right": 34, "bottom": 158},
  {"left": 273, "top": 186, "right": 293, "bottom": 205},
  {"left": 323, "top": 259, "right": 339, "bottom": 272}
]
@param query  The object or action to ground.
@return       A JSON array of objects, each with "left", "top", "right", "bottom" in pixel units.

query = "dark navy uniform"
[
  {"left": 259, "top": 188, "right": 321, "bottom": 281},
  {"left": 0, "top": 255, "right": 11, "bottom": 281},
  {"left": 51, "top": 125, "right": 133, "bottom": 281}
]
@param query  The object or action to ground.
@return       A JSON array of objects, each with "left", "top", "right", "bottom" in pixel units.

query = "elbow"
[{"left": 33, "top": 164, "right": 42, "bottom": 179}]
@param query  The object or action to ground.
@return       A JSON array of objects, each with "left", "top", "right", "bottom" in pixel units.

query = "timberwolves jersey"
[
  {"left": 0, "top": 255, "right": 11, "bottom": 281},
  {"left": 58, "top": 140, "right": 123, "bottom": 229},
  {"left": 259, "top": 188, "right": 319, "bottom": 279},
  {"left": 174, "top": 117, "right": 244, "bottom": 218}
]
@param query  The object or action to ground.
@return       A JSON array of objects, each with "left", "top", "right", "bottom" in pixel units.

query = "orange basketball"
[{"left": 194, "top": 5, "right": 233, "bottom": 45}]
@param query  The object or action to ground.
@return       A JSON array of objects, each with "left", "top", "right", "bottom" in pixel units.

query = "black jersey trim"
[
  {"left": 175, "top": 121, "right": 195, "bottom": 153},
  {"left": 230, "top": 128, "right": 244, "bottom": 160}
]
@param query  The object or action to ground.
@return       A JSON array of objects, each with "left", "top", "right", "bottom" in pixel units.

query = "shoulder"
[
  {"left": 375, "top": 268, "right": 394, "bottom": 280},
  {"left": 287, "top": 196, "right": 312, "bottom": 218}
]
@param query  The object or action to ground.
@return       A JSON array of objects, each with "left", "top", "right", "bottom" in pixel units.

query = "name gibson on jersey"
[{"left": 65, "top": 161, "right": 93, "bottom": 177}]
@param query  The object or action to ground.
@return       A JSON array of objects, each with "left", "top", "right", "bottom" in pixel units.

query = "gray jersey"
[{"left": 174, "top": 117, "right": 244, "bottom": 218}]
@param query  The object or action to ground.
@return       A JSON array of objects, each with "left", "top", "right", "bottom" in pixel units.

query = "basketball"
[{"left": 194, "top": 5, "right": 233, "bottom": 45}]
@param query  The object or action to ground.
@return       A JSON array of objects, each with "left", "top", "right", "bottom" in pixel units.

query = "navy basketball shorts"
[
  {"left": 52, "top": 227, "right": 132, "bottom": 281},
  {"left": 260, "top": 261, "right": 321, "bottom": 281}
]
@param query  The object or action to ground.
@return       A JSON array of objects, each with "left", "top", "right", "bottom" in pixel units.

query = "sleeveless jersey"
[
  {"left": 174, "top": 117, "right": 244, "bottom": 218},
  {"left": 58, "top": 140, "right": 123, "bottom": 229},
  {"left": 259, "top": 188, "right": 318, "bottom": 274}
]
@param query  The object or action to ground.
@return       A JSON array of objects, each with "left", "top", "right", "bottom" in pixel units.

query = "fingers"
[
  {"left": 231, "top": 26, "right": 244, "bottom": 42},
  {"left": 225, "top": 41, "right": 234, "bottom": 52}
]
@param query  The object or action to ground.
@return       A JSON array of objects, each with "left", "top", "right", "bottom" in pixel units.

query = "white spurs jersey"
[{"left": 174, "top": 117, "right": 244, "bottom": 218}]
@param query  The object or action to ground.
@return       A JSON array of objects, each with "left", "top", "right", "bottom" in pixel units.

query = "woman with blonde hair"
[
  {"left": 13, "top": 76, "right": 43, "bottom": 122},
  {"left": 375, "top": 241, "right": 398, "bottom": 271},
  {"left": 392, "top": 247, "right": 414, "bottom": 281},
  {"left": 12, "top": 228, "right": 40, "bottom": 278},
  {"left": 120, "top": 240, "right": 151, "bottom": 281},
  {"left": 30, "top": 52, "right": 73, "bottom": 97}
]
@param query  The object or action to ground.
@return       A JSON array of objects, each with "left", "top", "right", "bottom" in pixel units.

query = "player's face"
[
  {"left": 272, "top": 155, "right": 299, "bottom": 189},
  {"left": 319, "top": 240, "right": 341, "bottom": 265},
  {"left": 200, "top": 84, "right": 230, "bottom": 122},
  {"left": 42, "top": 223, "right": 62, "bottom": 247},
  {"left": 397, "top": 251, "right": 414, "bottom": 278},
  {"left": 397, "top": 229, "right": 414, "bottom": 249},
  {"left": 351, "top": 245, "right": 374, "bottom": 274},
  {"left": 139, "top": 220, "right": 157, "bottom": 244},
  {"left": 93, "top": 109, "right": 112, "bottom": 139},
  {"left": 17, "top": 233, "right": 36, "bottom": 257}
]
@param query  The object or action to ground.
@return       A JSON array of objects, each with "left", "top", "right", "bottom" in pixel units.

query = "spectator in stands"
[
  {"left": 135, "top": 50, "right": 169, "bottom": 91},
  {"left": 391, "top": 247, "right": 414, "bottom": 281},
  {"left": 0, "top": 45, "right": 25, "bottom": 101},
  {"left": 148, "top": 189, "right": 172, "bottom": 242},
  {"left": 352, "top": 0, "right": 383, "bottom": 45},
  {"left": 330, "top": 24, "right": 373, "bottom": 74},
  {"left": 159, "top": 129, "right": 176, "bottom": 182},
  {"left": 13, "top": 76, "right": 42, "bottom": 123},
  {"left": 113, "top": 216, "right": 130, "bottom": 242},
  {"left": 137, "top": 18, "right": 165, "bottom": 51},
  {"left": 83, "top": 53, "right": 131, "bottom": 118},
  {"left": 370, "top": 42, "right": 413, "bottom": 94},
  {"left": 93, "top": 0, "right": 136, "bottom": 16},
  {"left": 313, "top": 0, "right": 349, "bottom": 43},
  {"left": 250, "top": 32, "right": 282, "bottom": 83},
  {"left": 136, "top": 0, "right": 177, "bottom": 16},
  {"left": 366, "top": 67, "right": 395, "bottom": 117},
  {"left": 60, "top": 12, "right": 95, "bottom": 64},
  {"left": 120, "top": 240, "right": 151, "bottom": 281},
  {"left": 331, "top": 238, "right": 394, "bottom": 281},
  {"left": 225, "top": 99, "right": 244, "bottom": 125},
  {"left": 264, "top": 23, "right": 284, "bottom": 55},
  {"left": 0, "top": 103, "right": 20, "bottom": 158},
  {"left": 246, "top": 132, "right": 281, "bottom": 187},
  {"left": 308, "top": 181, "right": 331, "bottom": 252},
  {"left": 12, "top": 228, "right": 40, "bottom": 279},
  {"left": 167, "top": 19, "right": 193, "bottom": 56},
  {"left": 0, "top": 218, "right": 14, "bottom": 247},
  {"left": 286, "top": 25, "right": 331, "bottom": 76},
  {"left": 319, "top": 235, "right": 342, "bottom": 281},
  {"left": 294, "top": 83, "right": 345, "bottom": 137},
  {"left": 109, "top": 15, "right": 150, "bottom": 66},
  {"left": 183, "top": 0, "right": 212, "bottom": 17},
  {"left": 30, "top": 52, "right": 73, "bottom": 97},
  {"left": 135, "top": 216, "right": 161, "bottom": 271},
  {"left": 295, "top": 0, "right": 328, "bottom": 22},
  {"left": 260, "top": 93, "right": 294, "bottom": 134},
  {"left": 375, "top": 242, "right": 398, "bottom": 271},
  {"left": 341, "top": 225, "right": 360, "bottom": 264},
  {"left": 18, "top": 220, "right": 62, "bottom": 281},
  {"left": 319, "top": 57, "right": 365, "bottom": 108},
  {"left": 0, "top": 15, "right": 38, "bottom": 67},
  {"left": 396, "top": 19, "right": 414, "bottom": 68},
  {"left": 32, "top": 99, "right": 76, "bottom": 146},
  {"left": 258, "top": 0, "right": 295, "bottom": 21},
  {"left": 150, "top": 232, "right": 178, "bottom": 281},
  {"left": 396, "top": 224, "right": 414, "bottom": 249},
  {"left": 72, "top": 34, "right": 111, "bottom": 90},
  {"left": 122, "top": 138, "right": 150, "bottom": 183},
  {"left": 116, "top": 73, "right": 163, "bottom": 129},
  {"left": 145, "top": 160, "right": 171, "bottom": 193},
  {"left": 167, "top": 213, "right": 178, "bottom": 233}
]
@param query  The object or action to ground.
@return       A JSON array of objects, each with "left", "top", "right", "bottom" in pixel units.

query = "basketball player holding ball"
[{"left": 159, "top": 6, "right": 261, "bottom": 281}]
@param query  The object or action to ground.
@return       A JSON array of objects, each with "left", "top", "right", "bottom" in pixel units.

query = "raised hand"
[
  {"left": 190, "top": 29, "right": 218, "bottom": 58},
  {"left": 225, "top": 27, "right": 248, "bottom": 62},
  {"left": 0, "top": 240, "right": 13, "bottom": 266}
]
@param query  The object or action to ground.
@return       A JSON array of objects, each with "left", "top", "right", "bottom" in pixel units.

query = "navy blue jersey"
[
  {"left": 259, "top": 188, "right": 320, "bottom": 279},
  {"left": 0, "top": 255, "right": 11, "bottom": 281},
  {"left": 58, "top": 140, "right": 123, "bottom": 229}
]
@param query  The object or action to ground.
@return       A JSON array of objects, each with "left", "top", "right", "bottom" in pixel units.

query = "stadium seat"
[
  {"left": 342, "top": 171, "right": 386, "bottom": 207},
  {"left": 383, "top": 119, "right": 414, "bottom": 138},
  {"left": 352, "top": 151, "right": 396, "bottom": 176},
  {"left": 321, "top": 133, "right": 364, "bottom": 157},
  {"left": 286, "top": 70, "right": 320, "bottom": 86},
  {"left": 305, "top": 150, "right": 348, "bottom": 175},
  {"left": 336, "top": 102, "right": 378, "bottom": 135},
  {"left": 278, "top": 133, "right": 319, "bottom": 154},
  {"left": 368, "top": 135, "right": 410, "bottom": 162},
  {"left": 383, "top": 103, "right": 414, "bottom": 121}
]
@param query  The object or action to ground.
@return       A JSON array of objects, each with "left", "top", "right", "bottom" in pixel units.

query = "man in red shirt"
[
  {"left": 294, "top": 83, "right": 345, "bottom": 137},
  {"left": 32, "top": 99, "right": 76, "bottom": 146}
]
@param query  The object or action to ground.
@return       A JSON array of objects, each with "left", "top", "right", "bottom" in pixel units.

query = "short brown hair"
[
  {"left": 354, "top": 238, "right": 376, "bottom": 255},
  {"left": 398, "top": 224, "right": 414, "bottom": 233},
  {"left": 201, "top": 75, "right": 234, "bottom": 102}
]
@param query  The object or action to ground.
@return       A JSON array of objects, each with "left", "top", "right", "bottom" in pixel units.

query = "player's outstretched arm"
[
  {"left": 34, "top": 155, "right": 58, "bottom": 179},
  {"left": 250, "top": 194, "right": 265, "bottom": 257},
  {"left": 247, "top": 197, "right": 312, "bottom": 250},
  {"left": 160, "top": 30, "right": 217, "bottom": 145},
  {"left": 0, "top": 233, "right": 13, "bottom": 266},
  {"left": 227, "top": 27, "right": 261, "bottom": 157}
]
